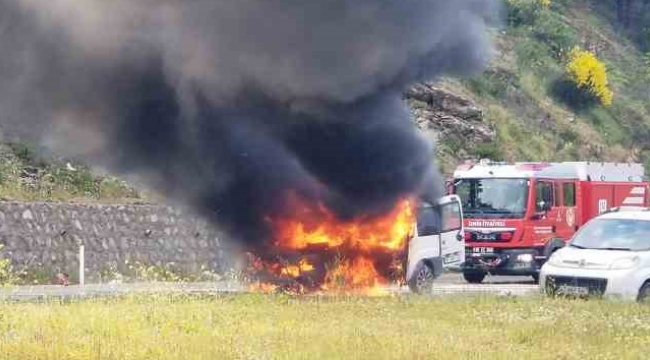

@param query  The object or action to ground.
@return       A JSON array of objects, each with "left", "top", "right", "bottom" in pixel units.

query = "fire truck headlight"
[
  {"left": 609, "top": 256, "right": 639, "bottom": 270},
  {"left": 516, "top": 254, "right": 534, "bottom": 263}
]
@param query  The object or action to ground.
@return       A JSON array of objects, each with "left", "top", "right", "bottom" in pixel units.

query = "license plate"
[
  {"left": 557, "top": 285, "right": 589, "bottom": 296},
  {"left": 476, "top": 233, "right": 497, "bottom": 240},
  {"left": 472, "top": 247, "right": 494, "bottom": 254}
]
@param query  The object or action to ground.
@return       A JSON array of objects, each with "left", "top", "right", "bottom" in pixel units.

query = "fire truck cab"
[
  {"left": 406, "top": 195, "right": 465, "bottom": 293},
  {"left": 451, "top": 160, "right": 648, "bottom": 283}
]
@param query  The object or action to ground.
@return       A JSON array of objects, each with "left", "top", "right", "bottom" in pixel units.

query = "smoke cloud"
[{"left": 0, "top": 0, "right": 498, "bottom": 248}]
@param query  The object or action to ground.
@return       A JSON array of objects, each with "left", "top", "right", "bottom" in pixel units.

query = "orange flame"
[
  {"left": 249, "top": 282, "right": 279, "bottom": 293},
  {"left": 280, "top": 258, "right": 315, "bottom": 277},
  {"left": 270, "top": 194, "right": 415, "bottom": 252},
  {"left": 323, "top": 257, "right": 382, "bottom": 289},
  {"left": 248, "top": 193, "right": 416, "bottom": 295}
]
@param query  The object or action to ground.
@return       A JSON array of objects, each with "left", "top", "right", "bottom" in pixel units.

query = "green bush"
[
  {"left": 587, "top": 107, "right": 627, "bottom": 144},
  {"left": 505, "top": 0, "right": 538, "bottom": 27},
  {"left": 551, "top": 77, "right": 600, "bottom": 110},
  {"left": 533, "top": 11, "right": 577, "bottom": 59},
  {"left": 49, "top": 166, "right": 98, "bottom": 196},
  {"left": 516, "top": 38, "right": 555, "bottom": 72},
  {"left": 440, "top": 137, "right": 463, "bottom": 154},
  {"left": 464, "top": 69, "right": 517, "bottom": 99},
  {"left": 558, "top": 128, "right": 579, "bottom": 144},
  {"left": 0, "top": 245, "right": 18, "bottom": 286},
  {"left": 473, "top": 142, "right": 504, "bottom": 160},
  {"left": 0, "top": 146, "right": 140, "bottom": 201}
]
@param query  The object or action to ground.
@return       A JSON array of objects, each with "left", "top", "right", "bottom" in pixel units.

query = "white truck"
[{"left": 406, "top": 195, "right": 465, "bottom": 293}]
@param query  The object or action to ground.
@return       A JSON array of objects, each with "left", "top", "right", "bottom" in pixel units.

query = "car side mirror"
[{"left": 456, "top": 233, "right": 463, "bottom": 241}]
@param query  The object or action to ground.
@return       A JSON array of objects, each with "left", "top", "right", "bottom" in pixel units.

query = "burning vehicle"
[
  {"left": 0, "top": 0, "right": 495, "bottom": 296},
  {"left": 246, "top": 194, "right": 464, "bottom": 294}
]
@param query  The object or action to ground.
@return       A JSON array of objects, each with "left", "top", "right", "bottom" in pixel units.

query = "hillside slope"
[{"left": 416, "top": 0, "right": 650, "bottom": 174}]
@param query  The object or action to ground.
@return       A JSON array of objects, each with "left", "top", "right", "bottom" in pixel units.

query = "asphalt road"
[
  {"left": 428, "top": 272, "right": 540, "bottom": 297},
  {"left": 0, "top": 272, "right": 541, "bottom": 302}
]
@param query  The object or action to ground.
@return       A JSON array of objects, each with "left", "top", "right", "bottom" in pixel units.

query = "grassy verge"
[{"left": 0, "top": 294, "right": 648, "bottom": 359}]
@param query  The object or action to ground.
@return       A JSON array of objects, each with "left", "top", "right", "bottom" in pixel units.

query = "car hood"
[{"left": 552, "top": 247, "right": 640, "bottom": 269}]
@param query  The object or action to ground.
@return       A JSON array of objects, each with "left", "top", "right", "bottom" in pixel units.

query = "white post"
[{"left": 79, "top": 244, "right": 85, "bottom": 287}]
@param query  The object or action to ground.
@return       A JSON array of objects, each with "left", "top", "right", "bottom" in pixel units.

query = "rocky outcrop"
[{"left": 406, "top": 83, "right": 495, "bottom": 143}]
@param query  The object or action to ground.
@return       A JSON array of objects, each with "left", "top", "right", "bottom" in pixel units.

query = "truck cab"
[
  {"left": 451, "top": 160, "right": 648, "bottom": 284},
  {"left": 406, "top": 195, "right": 465, "bottom": 293}
]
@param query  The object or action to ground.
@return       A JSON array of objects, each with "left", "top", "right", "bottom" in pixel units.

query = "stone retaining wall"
[{"left": 0, "top": 201, "right": 227, "bottom": 282}]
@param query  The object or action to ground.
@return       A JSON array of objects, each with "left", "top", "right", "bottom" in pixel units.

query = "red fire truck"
[{"left": 449, "top": 160, "right": 649, "bottom": 283}]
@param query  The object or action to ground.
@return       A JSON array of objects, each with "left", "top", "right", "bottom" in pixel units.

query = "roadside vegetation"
[
  {"left": 0, "top": 253, "right": 230, "bottom": 286},
  {"left": 0, "top": 294, "right": 648, "bottom": 359},
  {"left": 0, "top": 141, "right": 142, "bottom": 203}
]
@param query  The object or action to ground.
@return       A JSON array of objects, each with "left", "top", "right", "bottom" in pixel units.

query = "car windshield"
[
  {"left": 570, "top": 218, "right": 650, "bottom": 251},
  {"left": 454, "top": 178, "right": 528, "bottom": 219}
]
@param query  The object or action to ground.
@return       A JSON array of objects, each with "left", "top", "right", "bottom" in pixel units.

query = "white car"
[{"left": 540, "top": 208, "right": 650, "bottom": 302}]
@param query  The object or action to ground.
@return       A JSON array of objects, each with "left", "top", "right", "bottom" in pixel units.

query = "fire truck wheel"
[
  {"left": 462, "top": 271, "right": 486, "bottom": 284},
  {"left": 637, "top": 281, "right": 650, "bottom": 303},
  {"left": 408, "top": 262, "right": 435, "bottom": 294}
]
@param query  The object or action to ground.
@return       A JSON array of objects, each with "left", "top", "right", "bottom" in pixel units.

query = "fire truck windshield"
[{"left": 454, "top": 178, "right": 529, "bottom": 219}]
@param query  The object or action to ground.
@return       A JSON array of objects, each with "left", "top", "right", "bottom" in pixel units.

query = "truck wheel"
[
  {"left": 408, "top": 262, "right": 435, "bottom": 294},
  {"left": 638, "top": 281, "right": 650, "bottom": 303},
  {"left": 463, "top": 271, "right": 486, "bottom": 284}
]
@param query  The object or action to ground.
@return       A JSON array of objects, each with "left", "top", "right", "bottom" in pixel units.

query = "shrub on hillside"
[
  {"left": 464, "top": 69, "right": 517, "bottom": 99},
  {"left": 506, "top": 0, "right": 537, "bottom": 27},
  {"left": 533, "top": 11, "right": 577, "bottom": 59},
  {"left": 564, "top": 47, "right": 613, "bottom": 106},
  {"left": 473, "top": 142, "right": 504, "bottom": 160},
  {"left": 516, "top": 38, "right": 553, "bottom": 71},
  {"left": 0, "top": 143, "right": 140, "bottom": 201},
  {"left": 506, "top": 0, "right": 552, "bottom": 27}
]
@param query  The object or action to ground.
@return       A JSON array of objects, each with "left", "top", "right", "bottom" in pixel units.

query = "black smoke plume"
[{"left": 0, "top": 0, "right": 498, "bottom": 249}]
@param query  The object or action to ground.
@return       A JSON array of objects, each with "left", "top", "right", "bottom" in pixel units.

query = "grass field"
[{"left": 0, "top": 294, "right": 648, "bottom": 359}]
